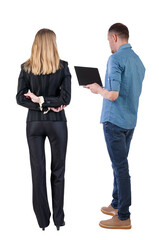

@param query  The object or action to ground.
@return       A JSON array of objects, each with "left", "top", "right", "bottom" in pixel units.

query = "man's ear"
[{"left": 112, "top": 34, "right": 118, "bottom": 42}]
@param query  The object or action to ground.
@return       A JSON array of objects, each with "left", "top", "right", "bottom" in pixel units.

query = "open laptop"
[{"left": 74, "top": 66, "right": 103, "bottom": 87}]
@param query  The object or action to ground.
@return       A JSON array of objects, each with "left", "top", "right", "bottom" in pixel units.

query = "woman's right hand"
[{"left": 50, "top": 105, "right": 66, "bottom": 112}]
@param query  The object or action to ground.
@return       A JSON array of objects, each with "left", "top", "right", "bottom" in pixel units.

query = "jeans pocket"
[
  {"left": 104, "top": 121, "right": 108, "bottom": 126},
  {"left": 103, "top": 121, "right": 112, "bottom": 134}
]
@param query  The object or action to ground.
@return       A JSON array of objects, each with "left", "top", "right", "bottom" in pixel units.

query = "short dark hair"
[{"left": 108, "top": 23, "right": 129, "bottom": 40}]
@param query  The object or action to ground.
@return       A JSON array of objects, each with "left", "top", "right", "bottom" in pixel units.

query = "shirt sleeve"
[
  {"left": 107, "top": 55, "right": 123, "bottom": 91},
  {"left": 16, "top": 66, "right": 40, "bottom": 111},
  {"left": 42, "top": 62, "right": 71, "bottom": 108}
]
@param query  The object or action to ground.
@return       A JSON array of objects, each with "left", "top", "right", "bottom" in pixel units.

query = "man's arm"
[{"left": 84, "top": 83, "right": 119, "bottom": 101}]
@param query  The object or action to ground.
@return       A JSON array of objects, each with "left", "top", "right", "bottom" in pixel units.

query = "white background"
[{"left": 0, "top": 0, "right": 159, "bottom": 239}]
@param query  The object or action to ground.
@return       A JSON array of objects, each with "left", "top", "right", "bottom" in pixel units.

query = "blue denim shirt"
[{"left": 100, "top": 44, "right": 145, "bottom": 129}]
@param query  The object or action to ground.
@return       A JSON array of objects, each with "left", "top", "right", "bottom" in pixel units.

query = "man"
[{"left": 85, "top": 23, "right": 145, "bottom": 229}]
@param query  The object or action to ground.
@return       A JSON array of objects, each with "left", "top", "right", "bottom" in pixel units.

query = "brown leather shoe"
[
  {"left": 99, "top": 215, "right": 131, "bottom": 229},
  {"left": 101, "top": 204, "right": 118, "bottom": 216}
]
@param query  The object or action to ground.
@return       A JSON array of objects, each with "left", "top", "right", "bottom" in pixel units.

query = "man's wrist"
[{"left": 99, "top": 87, "right": 105, "bottom": 97}]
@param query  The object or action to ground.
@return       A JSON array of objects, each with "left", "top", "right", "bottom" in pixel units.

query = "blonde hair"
[{"left": 24, "top": 29, "right": 60, "bottom": 75}]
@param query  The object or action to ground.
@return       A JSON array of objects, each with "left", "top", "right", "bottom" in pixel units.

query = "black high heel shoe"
[{"left": 56, "top": 221, "right": 65, "bottom": 231}]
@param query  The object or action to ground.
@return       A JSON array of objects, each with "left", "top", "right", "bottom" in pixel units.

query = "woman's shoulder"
[
  {"left": 20, "top": 62, "right": 29, "bottom": 73},
  {"left": 20, "top": 62, "right": 25, "bottom": 69},
  {"left": 20, "top": 60, "right": 69, "bottom": 75},
  {"left": 19, "top": 63, "right": 29, "bottom": 77},
  {"left": 60, "top": 60, "right": 69, "bottom": 67}
]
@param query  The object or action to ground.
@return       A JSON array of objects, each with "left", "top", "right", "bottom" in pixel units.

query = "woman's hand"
[
  {"left": 50, "top": 105, "right": 66, "bottom": 112},
  {"left": 24, "top": 92, "right": 40, "bottom": 103},
  {"left": 24, "top": 92, "right": 67, "bottom": 112}
]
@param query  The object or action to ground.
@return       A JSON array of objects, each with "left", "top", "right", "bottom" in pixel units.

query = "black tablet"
[{"left": 74, "top": 66, "right": 103, "bottom": 87}]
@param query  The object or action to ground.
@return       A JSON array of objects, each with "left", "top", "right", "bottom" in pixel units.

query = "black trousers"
[{"left": 26, "top": 121, "right": 67, "bottom": 229}]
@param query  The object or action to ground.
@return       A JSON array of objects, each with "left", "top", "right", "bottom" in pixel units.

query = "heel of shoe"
[{"left": 56, "top": 221, "right": 65, "bottom": 231}]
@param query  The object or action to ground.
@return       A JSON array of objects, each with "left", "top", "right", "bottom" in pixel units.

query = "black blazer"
[{"left": 16, "top": 60, "right": 71, "bottom": 122}]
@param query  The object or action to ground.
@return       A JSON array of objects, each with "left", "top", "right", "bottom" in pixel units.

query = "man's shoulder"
[
  {"left": 112, "top": 47, "right": 138, "bottom": 64},
  {"left": 108, "top": 54, "right": 121, "bottom": 67}
]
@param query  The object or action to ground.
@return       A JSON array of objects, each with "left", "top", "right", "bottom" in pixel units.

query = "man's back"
[{"left": 100, "top": 44, "right": 145, "bottom": 129}]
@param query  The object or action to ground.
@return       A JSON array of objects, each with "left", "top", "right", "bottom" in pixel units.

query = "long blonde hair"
[{"left": 24, "top": 29, "right": 60, "bottom": 75}]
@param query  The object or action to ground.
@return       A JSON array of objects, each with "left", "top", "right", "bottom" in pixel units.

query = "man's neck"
[{"left": 116, "top": 41, "right": 128, "bottom": 51}]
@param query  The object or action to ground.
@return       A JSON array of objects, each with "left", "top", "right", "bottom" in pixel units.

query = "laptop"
[{"left": 74, "top": 66, "right": 103, "bottom": 87}]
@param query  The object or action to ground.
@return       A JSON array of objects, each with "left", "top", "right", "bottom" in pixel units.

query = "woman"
[{"left": 16, "top": 29, "right": 71, "bottom": 231}]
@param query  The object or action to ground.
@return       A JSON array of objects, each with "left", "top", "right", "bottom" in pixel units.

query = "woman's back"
[{"left": 16, "top": 60, "right": 71, "bottom": 122}]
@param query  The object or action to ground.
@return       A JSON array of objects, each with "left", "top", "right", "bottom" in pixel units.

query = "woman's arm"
[
  {"left": 24, "top": 91, "right": 67, "bottom": 113},
  {"left": 16, "top": 68, "right": 41, "bottom": 111}
]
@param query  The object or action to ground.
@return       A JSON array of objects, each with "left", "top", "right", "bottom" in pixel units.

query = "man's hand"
[
  {"left": 24, "top": 92, "right": 40, "bottom": 103},
  {"left": 84, "top": 83, "right": 103, "bottom": 94},
  {"left": 84, "top": 83, "right": 119, "bottom": 101},
  {"left": 50, "top": 105, "right": 66, "bottom": 112}
]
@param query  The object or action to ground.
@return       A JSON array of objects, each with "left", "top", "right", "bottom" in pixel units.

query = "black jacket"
[{"left": 16, "top": 60, "right": 71, "bottom": 122}]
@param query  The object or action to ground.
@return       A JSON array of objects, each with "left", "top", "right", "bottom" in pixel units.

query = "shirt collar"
[{"left": 118, "top": 43, "right": 132, "bottom": 51}]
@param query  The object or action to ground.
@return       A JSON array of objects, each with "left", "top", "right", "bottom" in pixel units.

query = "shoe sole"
[
  {"left": 99, "top": 223, "right": 132, "bottom": 229},
  {"left": 101, "top": 209, "right": 117, "bottom": 216}
]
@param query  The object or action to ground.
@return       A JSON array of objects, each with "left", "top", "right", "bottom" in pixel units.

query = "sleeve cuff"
[
  {"left": 39, "top": 96, "right": 44, "bottom": 111},
  {"left": 43, "top": 107, "right": 50, "bottom": 114},
  {"left": 108, "top": 78, "right": 120, "bottom": 91},
  {"left": 39, "top": 96, "right": 51, "bottom": 114}
]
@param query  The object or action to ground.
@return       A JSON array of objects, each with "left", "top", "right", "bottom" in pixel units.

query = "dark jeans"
[
  {"left": 26, "top": 121, "right": 67, "bottom": 228},
  {"left": 103, "top": 122, "right": 134, "bottom": 220}
]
